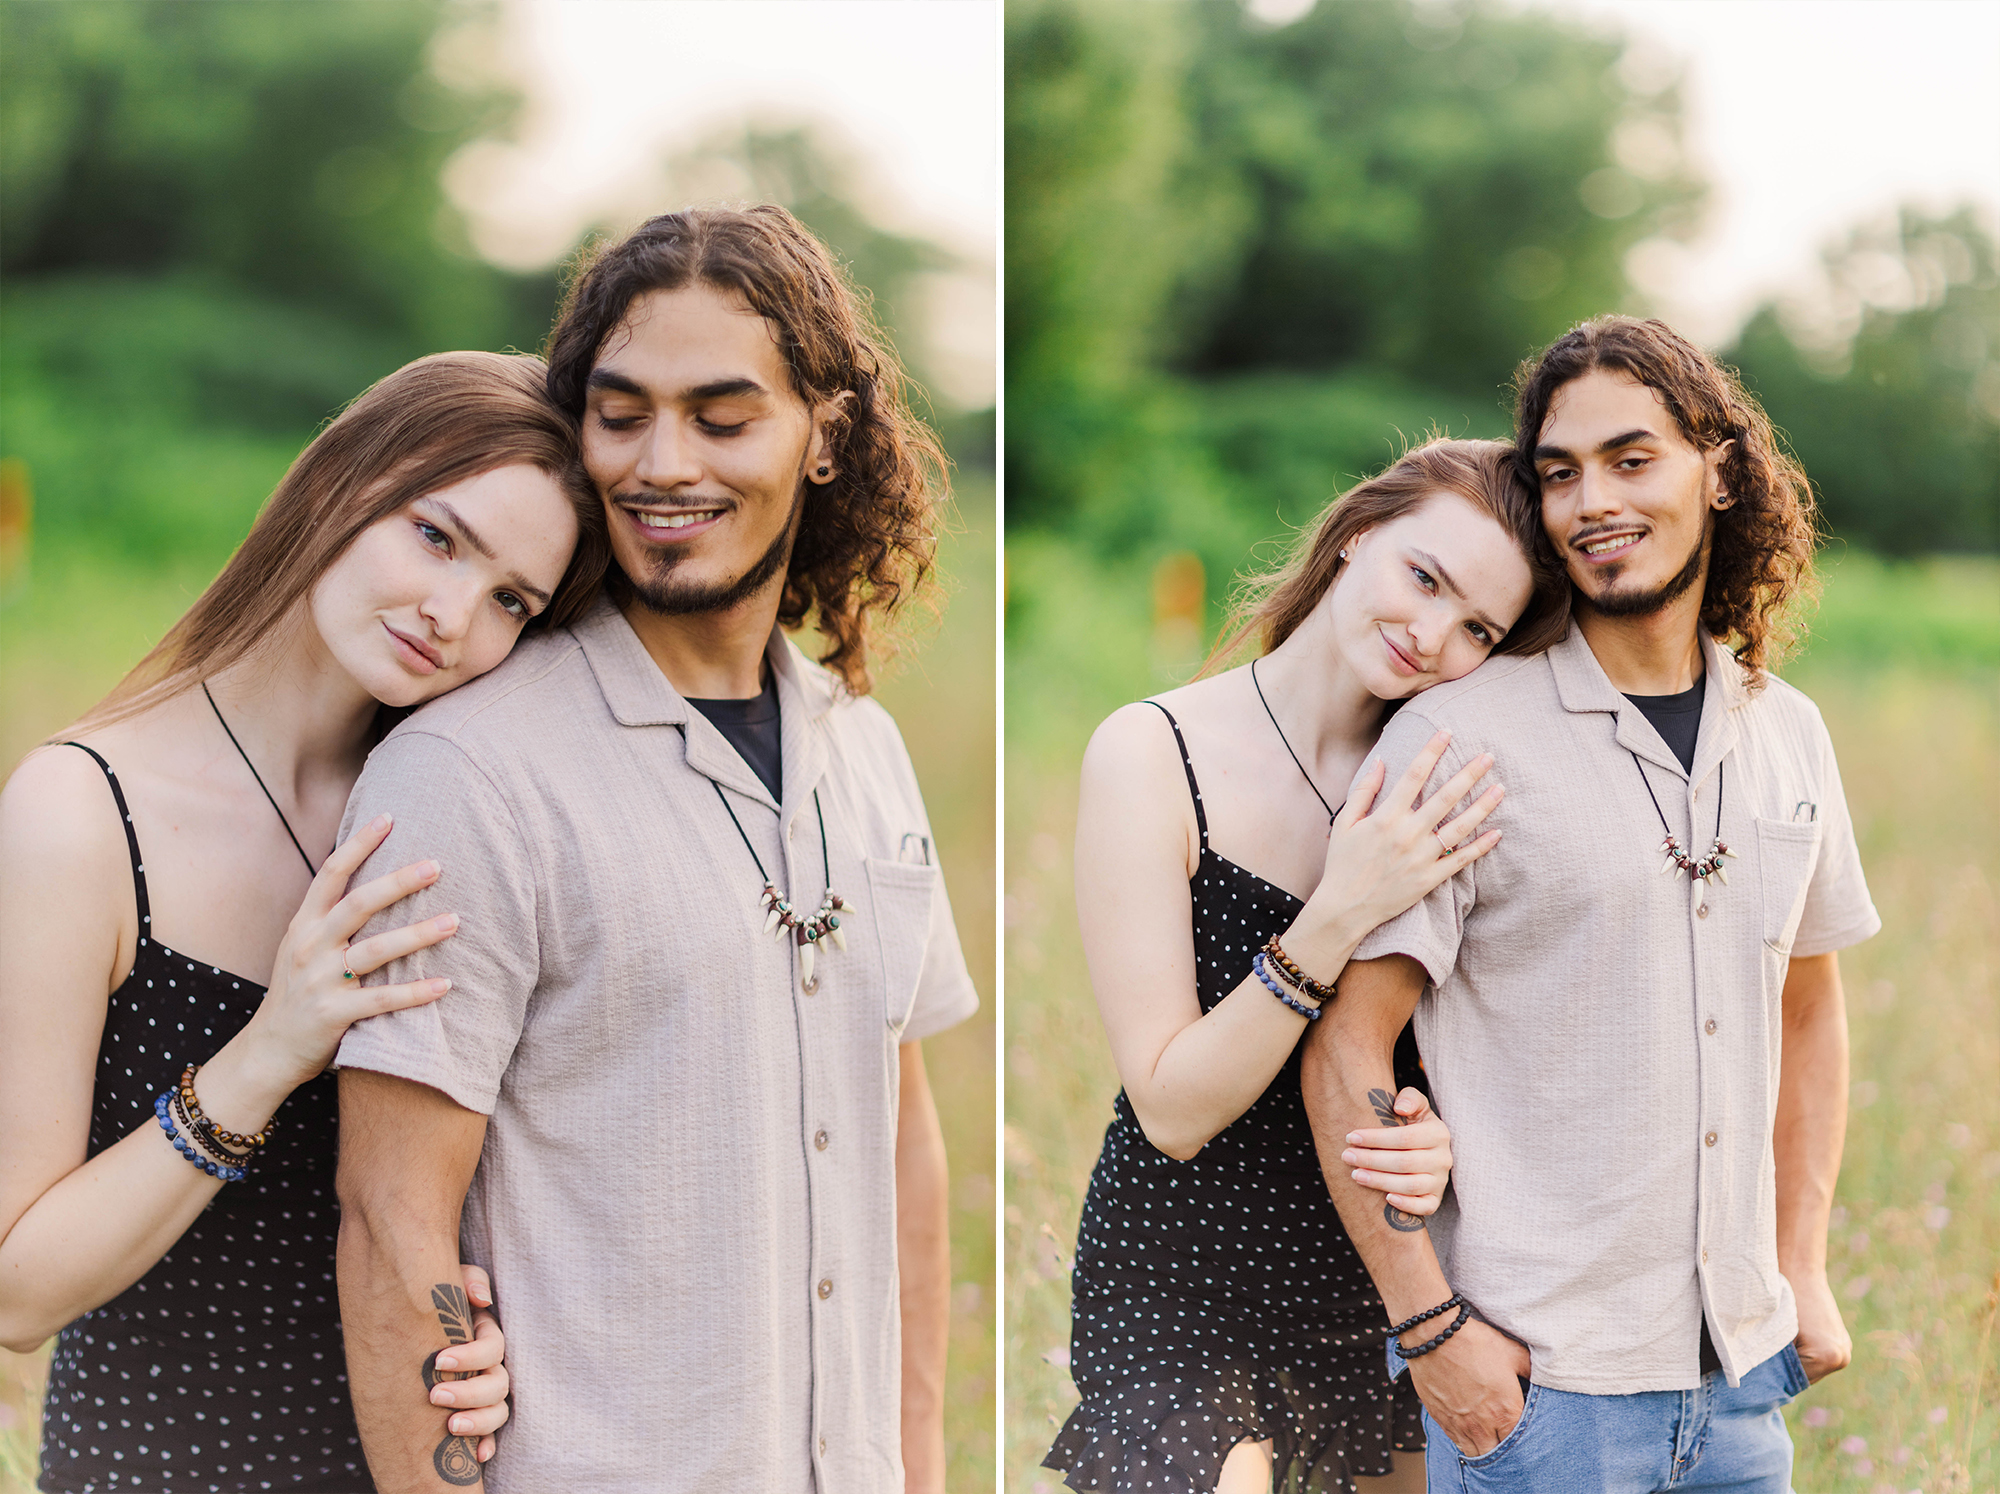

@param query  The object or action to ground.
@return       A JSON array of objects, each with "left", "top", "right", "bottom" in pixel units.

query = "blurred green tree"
[
  {"left": 1004, "top": 0, "right": 1700, "bottom": 557},
  {"left": 1728, "top": 206, "right": 2000, "bottom": 555}
]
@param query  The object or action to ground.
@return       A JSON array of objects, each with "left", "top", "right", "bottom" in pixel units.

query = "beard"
[
  {"left": 1582, "top": 528, "right": 1706, "bottom": 618},
  {"left": 620, "top": 482, "right": 804, "bottom": 617}
]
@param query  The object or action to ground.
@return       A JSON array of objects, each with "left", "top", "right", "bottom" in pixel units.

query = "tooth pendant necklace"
[
  {"left": 1632, "top": 753, "right": 1735, "bottom": 910},
  {"left": 707, "top": 780, "right": 849, "bottom": 991}
]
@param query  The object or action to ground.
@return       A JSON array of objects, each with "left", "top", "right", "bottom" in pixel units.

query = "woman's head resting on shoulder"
[
  {"left": 1211, "top": 437, "right": 1571, "bottom": 699},
  {"left": 74, "top": 351, "right": 610, "bottom": 729}
]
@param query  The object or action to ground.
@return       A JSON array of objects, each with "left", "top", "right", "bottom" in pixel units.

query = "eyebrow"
[
  {"left": 1534, "top": 428, "right": 1660, "bottom": 464},
  {"left": 585, "top": 368, "right": 771, "bottom": 403},
  {"left": 1412, "top": 547, "right": 1506, "bottom": 638},
  {"left": 423, "top": 498, "right": 553, "bottom": 608}
]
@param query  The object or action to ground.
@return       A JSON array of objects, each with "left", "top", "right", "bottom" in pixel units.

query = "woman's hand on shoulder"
[
  {"left": 1306, "top": 729, "right": 1502, "bottom": 939},
  {"left": 429, "top": 1263, "right": 510, "bottom": 1461},
  {"left": 238, "top": 813, "right": 460, "bottom": 1093},
  {"left": 1339, "top": 1086, "right": 1452, "bottom": 1214}
]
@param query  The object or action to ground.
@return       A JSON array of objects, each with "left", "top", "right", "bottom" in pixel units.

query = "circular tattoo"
[
  {"left": 422, "top": 1349, "right": 443, "bottom": 1390},
  {"left": 434, "top": 1435, "right": 482, "bottom": 1486}
]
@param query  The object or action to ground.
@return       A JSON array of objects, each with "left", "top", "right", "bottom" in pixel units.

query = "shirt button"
[
  {"left": 814, "top": 1128, "right": 830, "bottom": 1151},
  {"left": 1702, "top": 1249, "right": 1709, "bottom": 1264},
  {"left": 817, "top": 1277, "right": 834, "bottom": 1299},
  {"left": 1704, "top": 1018, "right": 1718, "bottom": 1035},
  {"left": 819, "top": 1436, "right": 828, "bottom": 1456},
  {"left": 1704, "top": 1130, "right": 1718, "bottom": 1147},
  {"left": 1696, "top": 904, "right": 1710, "bottom": 919}
]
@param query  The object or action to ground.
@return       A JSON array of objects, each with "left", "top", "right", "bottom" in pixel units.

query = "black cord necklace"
[
  {"left": 202, "top": 682, "right": 317, "bottom": 876},
  {"left": 1251, "top": 656, "right": 1337, "bottom": 824},
  {"left": 702, "top": 771, "right": 848, "bottom": 992},
  {"left": 1632, "top": 753, "right": 1734, "bottom": 909}
]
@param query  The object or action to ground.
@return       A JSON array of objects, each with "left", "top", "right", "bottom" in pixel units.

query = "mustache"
[
  {"left": 609, "top": 489, "right": 735, "bottom": 512},
  {"left": 1567, "top": 522, "right": 1647, "bottom": 547}
]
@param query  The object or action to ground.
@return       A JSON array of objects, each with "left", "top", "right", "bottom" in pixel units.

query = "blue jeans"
[{"left": 1423, "top": 1344, "right": 1809, "bottom": 1493}]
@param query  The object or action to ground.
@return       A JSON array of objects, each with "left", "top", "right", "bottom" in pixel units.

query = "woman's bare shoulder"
[{"left": 0, "top": 740, "right": 134, "bottom": 888}]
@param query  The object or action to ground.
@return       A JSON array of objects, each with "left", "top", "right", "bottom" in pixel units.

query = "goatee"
[
  {"left": 1584, "top": 530, "right": 1706, "bottom": 618},
  {"left": 622, "top": 484, "right": 802, "bottom": 616}
]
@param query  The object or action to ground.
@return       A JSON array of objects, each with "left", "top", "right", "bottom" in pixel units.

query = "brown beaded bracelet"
[
  {"left": 178, "top": 1063, "right": 276, "bottom": 1153},
  {"left": 1262, "top": 934, "right": 1337, "bottom": 1006},
  {"left": 169, "top": 1085, "right": 253, "bottom": 1170}
]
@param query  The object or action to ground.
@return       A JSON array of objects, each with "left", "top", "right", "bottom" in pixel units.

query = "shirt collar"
[
  {"left": 570, "top": 592, "right": 840, "bottom": 813},
  {"left": 1546, "top": 619, "right": 1750, "bottom": 782}
]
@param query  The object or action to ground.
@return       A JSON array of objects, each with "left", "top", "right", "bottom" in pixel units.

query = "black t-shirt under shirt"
[
  {"left": 1623, "top": 671, "right": 1721, "bottom": 1373},
  {"left": 686, "top": 668, "right": 783, "bottom": 802},
  {"left": 1624, "top": 675, "right": 1704, "bottom": 774}
]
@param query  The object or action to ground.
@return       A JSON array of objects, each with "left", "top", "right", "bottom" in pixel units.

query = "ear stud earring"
[{"left": 817, "top": 465, "right": 831, "bottom": 477}]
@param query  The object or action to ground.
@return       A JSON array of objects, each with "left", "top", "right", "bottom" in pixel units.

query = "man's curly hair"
[
  {"left": 1512, "top": 315, "right": 1821, "bottom": 687},
  {"left": 545, "top": 205, "right": 945, "bottom": 695}
]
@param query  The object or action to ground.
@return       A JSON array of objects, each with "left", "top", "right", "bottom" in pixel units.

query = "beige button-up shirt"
[
  {"left": 1354, "top": 624, "right": 1878, "bottom": 1394},
  {"left": 335, "top": 596, "right": 978, "bottom": 1492}
]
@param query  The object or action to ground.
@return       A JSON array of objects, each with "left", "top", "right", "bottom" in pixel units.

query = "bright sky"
[
  {"left": 446, "top": 0, "right": 999, "bottom": 403},
  {"left": 1513, "top": 0, "right": 2000, "bottom": 343}
]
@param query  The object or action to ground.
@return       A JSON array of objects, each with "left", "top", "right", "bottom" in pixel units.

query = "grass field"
[
  {"left": 1003, "top": 549, "right": 1999, "bottom": 1494},
  {"left": 0, "top": 480, "right": 997, "bottom": 1491}
]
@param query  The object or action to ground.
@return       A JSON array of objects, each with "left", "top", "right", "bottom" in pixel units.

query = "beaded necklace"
[
  {"left": 1633, "top": 753, "right": 1735, "bottom": 910},
  {"left": 704, "top": 776, "right": 849, "bottom": 992}
]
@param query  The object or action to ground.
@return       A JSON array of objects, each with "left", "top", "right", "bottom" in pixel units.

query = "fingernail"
[
  {"left": 421, "top": 860, "right": 440, "bottom": 878},
  {"left": 373, "top": 813, "right": 393, "bottom": 831},
  {"left": 436, "top": 1354, "right": 456, "bottom": 1371},
  {"left": 436, "top": 913, "right": 459, "bottom": 932},
  {"left": 451, "top": 1415, "right": 472, "bottom": 1435},
  {"left": 1345, "top": 1132, "right": 1361, "bottom": 1144},
  {"left": 431, "top": 979, "right": 452, "bottom": 994},
  {"left": 1339, "top": 1150, "right": 1357, "bottom": 1164},
  {"left": 432, "top": 1387, "right": 456, "bottom": 1406}
]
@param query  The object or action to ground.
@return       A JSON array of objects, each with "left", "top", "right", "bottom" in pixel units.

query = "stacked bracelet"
[
  {"left": 177, "top": 1063, "right": 276, "bottom": 1153},
  {"left": 155, "top": 1091, "right": 248, "bottom": 1182},
  {"left": 1389, "top": 1294, "right": 1463, "bottom": 1340},
  {"left": 1393, "top": 1300, "right": 1473, "bottom": 1360},
  {"left": 1252, "top": 951, "right": 1321, "bottom": 1021},
  {"left": 1262, "top": 934, "right": 1337, "bottom": 1005}
]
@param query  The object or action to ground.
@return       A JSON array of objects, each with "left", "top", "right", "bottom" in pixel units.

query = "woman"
[
  {"left": 1044, "top": 439, "right": 1571, "bottom": 1494},
  {"left": 0, "top": 351, "right": 609, "bottom": 1491}
]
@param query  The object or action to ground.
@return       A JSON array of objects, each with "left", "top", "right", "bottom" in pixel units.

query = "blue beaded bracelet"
[
  {"left": 1253, "top": 951, "right": 1321, "bottom": 1021},
  {"left": 155, "top": 1091, "right": 247, "bottom": 1183}
]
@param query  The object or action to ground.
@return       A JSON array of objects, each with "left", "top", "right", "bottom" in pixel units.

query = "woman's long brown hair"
[
  {"left": 68, "top": 351, "right": 607, "bottom": 735},
  {"left": 1207, "top": 436, "right": 1571, "bottom": 671}
]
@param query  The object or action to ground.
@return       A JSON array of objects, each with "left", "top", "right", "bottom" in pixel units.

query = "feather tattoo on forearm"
[
  {"left": 424, "top": 1283, "right": 481, "bottom": 1486},
  {"left": 1367, "top": 1088, "right": 1429, "bottom": 1233}
]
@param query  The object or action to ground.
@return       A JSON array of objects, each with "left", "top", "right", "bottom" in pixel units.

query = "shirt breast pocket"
[
  {"left": 863, "top": 857, "right": 938, "bottom": 1035},
  {"left": 1754, "top": 817, "right": 1823, "bottom": 954}
]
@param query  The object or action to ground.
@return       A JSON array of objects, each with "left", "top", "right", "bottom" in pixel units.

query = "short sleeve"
[
  {"left": 1350, "top": 709, "right": 1478, "bottom": 988},
  {"left": 902, "top": 858, "right": 979, "bottom": 1043},
  {"left": 1790, "top": 725, "right": 1880, "bottom": 958},
  {"left": 332, "top": 731, "right": 539, "bottom": 1115}
]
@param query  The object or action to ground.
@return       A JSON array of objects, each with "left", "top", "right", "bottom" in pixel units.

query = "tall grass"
[
  {"left": 1003, "top": 549, "right": 1998, "bottom": 1493},
  {"left": 0, "top": 479, "right": 996, "bottom": 1491}
]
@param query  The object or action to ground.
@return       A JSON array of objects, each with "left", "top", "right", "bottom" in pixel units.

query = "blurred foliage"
[
  {"left": 0, "top": 1, "right": 989, "bottom": 569},
  {"left": 1728, "top": 206, "right": 2000, "bottom": 555},
  {"left": 1006, "top": 0, "right": 1997, "bottom": 581},
  {"left": 1006, "top": 0, "right": 1699, "bottom": 558}
]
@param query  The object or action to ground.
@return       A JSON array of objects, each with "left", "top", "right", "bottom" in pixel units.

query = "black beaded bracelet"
[
  {"left": 1388, "top": 1293, "right": 1463, "bottom": 1341},
  {"left": 1393, "top": 1301, "right": 1473, "bottom": 1360}
]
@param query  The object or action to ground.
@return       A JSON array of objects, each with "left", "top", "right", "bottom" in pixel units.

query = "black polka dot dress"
[
  {"left": 1044, "top": 705, "right": 1426, "bottom": 1494},
  {"left": 40, "top": 747, "right": 371, "bottom": 1493}
]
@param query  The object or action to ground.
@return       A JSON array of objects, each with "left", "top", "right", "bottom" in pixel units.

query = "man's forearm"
[
  {"left": 1299, "top": 957, "right": 1453, "bottom": 1323},
  {"left": 336, "top": 1069, "right": 491, "bottom": 1493},
  {"left": 895, "top": 1042, "right": 950, "bottom": 1494},
  {"left": 1775, "top": 952, "right": 1848, "bottom": 1277}
]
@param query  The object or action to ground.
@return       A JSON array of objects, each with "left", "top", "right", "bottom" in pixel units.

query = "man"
[
  {"left": 1301, "top": 316, "right": 1877, "bottom": 1490},
  {"left": 332, "top": 207, "right": 978, "bottom": 1493}
]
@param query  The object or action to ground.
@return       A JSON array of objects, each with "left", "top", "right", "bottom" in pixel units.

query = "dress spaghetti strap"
[
  {"left": 1142, "top": 700, "right": 1208, "bottom": 849},
  {"left": 61, "top": 742, "right": 153, "bottom": 943}
]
